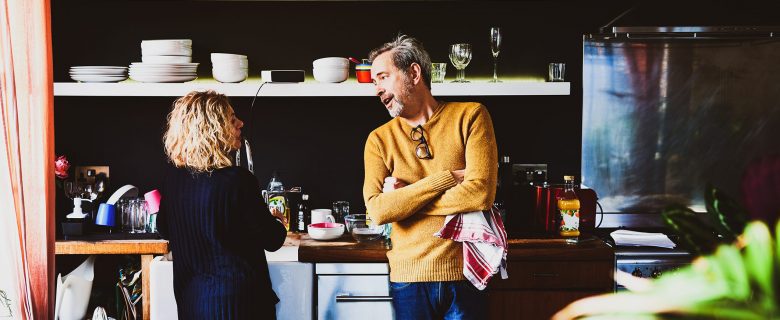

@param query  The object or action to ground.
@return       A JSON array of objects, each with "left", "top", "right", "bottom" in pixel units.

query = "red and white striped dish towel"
[{"left": 434, "top": 206, "right": 508, "bottom": 290}]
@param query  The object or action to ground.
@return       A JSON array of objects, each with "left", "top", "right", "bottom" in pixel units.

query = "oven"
[{"left": 614, "top": 247, "right": 692, "bottom": 292}]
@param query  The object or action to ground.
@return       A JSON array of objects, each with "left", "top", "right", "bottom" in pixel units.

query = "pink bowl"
[
  {"left": 308, "top": 222, "right": 344, "bottom": 240},
  {"left": 309, "top": 222, "right": 343, "bottom": 229}
]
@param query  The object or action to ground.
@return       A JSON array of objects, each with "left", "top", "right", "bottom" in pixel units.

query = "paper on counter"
[{"left": 610, "top": 229, "right": 676, "bottom": 249}]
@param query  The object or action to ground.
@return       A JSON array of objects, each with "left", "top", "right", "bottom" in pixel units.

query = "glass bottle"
[
  {"left": 558, "top": 175, "right": 580, "bottom": 244},
  {"left": 297, "top": 194, "right": 309, "bottom": 233},
  {"left": 266, "top": 171, "right": 289, "bottom": 231}
]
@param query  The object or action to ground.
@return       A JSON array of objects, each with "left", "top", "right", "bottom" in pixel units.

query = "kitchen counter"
[{"left": 294, "top": 233, "right": 612, "bottom": 263}]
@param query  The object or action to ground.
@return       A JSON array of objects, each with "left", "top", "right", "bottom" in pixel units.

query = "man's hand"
[
  {"left": 383, "top": 176, "right": 408, "bottom": 192},
  {"left": 450, "top": 169, "right": 465, "bottom": 184}
]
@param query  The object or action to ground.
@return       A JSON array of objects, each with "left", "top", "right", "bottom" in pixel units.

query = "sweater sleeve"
[
  {"left": 227, "top": 171, "right": 287, "bottom": 252},
  {"left": 363, "top": 132, "right": 458, "bottom": 225},
  {"left": 420, "top": 105, "right": 498, "bottom": 215}
]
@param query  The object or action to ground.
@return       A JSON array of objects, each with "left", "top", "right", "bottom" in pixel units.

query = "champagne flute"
[
  {"left": 489, "top": 27, "right": 502, "bottom": 83},
  {"left": 449, "top": 43, "right": 472, "bottom": 83}
]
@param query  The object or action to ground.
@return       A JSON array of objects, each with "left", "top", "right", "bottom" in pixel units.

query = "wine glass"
[
  {"left": 489, "top": 27, "right": 502, "bottom": 83},
  {"left": 449, "top": 43, "right": 472, "bottom": 83}
]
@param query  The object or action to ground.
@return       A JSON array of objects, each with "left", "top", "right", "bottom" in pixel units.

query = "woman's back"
[{"left": 159, "top": 165, "right": 286, "bottom": 320}]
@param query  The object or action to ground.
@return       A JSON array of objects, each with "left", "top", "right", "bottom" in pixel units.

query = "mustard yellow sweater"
[{"left": 363, "top": 102, "right": 498, "bottom": 282}]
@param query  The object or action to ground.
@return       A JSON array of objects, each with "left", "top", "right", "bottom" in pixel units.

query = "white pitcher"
[{"left": 55, "top": 255, "right": 96, "bottom": 320}]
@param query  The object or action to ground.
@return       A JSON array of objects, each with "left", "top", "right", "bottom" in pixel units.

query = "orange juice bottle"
[{"left": 557, "top": 175, "right": 580, "bottom": 244}]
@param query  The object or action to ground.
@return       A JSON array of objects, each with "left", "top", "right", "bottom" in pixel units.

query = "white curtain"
[{"left": 0, "top": 0, "right": 55, "bottom": 318}]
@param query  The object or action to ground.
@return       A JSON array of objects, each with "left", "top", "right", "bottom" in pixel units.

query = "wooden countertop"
[
  {"left": 297, "top": 233, "right": 613, "bottom": 263},
  {"left": 55, "top": 239, "right": 169, "bottom": 255}
]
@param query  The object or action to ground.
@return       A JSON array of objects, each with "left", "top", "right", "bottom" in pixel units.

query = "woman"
[{"left": 157, "top": 90, "right": 287, "bottom": 319}]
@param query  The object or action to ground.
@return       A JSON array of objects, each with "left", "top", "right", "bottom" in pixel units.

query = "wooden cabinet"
[{"left": 487, "top": 238, "right": 614, "bottom": 320}]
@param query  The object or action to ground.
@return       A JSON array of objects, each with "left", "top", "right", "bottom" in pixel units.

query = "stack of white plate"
[
  {"left": 69, "top": 66, "right": 128, "bottom": 83},
  {"left": 128, "top": 62, "right": 199, "bottom": 83},
  {"left": 211, "top": 53, "right": 248, "bottom": 83},
  {"left": 130, "top": 39, "right": 197, "bottom": 83},
  {"left": 141, "top": 39, "right": 192, "bottom": 63}
]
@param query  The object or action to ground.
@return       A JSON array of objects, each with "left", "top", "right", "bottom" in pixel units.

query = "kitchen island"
[{"left": 59, "top": 233, "right": 613, "bottom": 320}]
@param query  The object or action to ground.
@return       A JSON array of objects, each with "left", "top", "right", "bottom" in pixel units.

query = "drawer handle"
[
  {"left": 532, "top": 273, "right": 559, "bottom": 278},
  {"left": 335, "top": 295, "right": 394, "bottom": 302}
]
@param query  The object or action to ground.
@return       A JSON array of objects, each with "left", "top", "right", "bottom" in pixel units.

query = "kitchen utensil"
[
  {"left": 348, "top": 57, "right": 361, "bottom": 64},
  {"left": 489, "top": 27, "right": 502, "bottom": 82},
  {"left": 311, "top": 209, "right": 335, "bottom": 224},
  {"left": 144, "top": 189, "right": 161, "bottom": 213},
  {"left": 308, "top": 222, "right": 345, "bottom": 240},
  {"left": 95, "top": 203, "right": 117, "bottom": 227},
  {"left": 449, "top": 43, "right": 472, "bottom": 83},
  {"left": 548, "top": 63, "right": 566, "bottom": 82},
  {"left": 344, "top": 214, "right": 384, "bottom": 242},
  {"left": 55, "top": 256, "right": 96, "bottom": 320}
]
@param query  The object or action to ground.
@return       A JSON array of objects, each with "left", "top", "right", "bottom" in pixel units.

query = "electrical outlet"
[
  {"left": 512, "top": 163, "right": 547, "bottom": 186},
  {"left": 75, "top": 166, "right": 109, "bottom": 180}
]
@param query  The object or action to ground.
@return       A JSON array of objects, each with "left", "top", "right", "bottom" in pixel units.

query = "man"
[{"left": 363, "top": 34, "right": 498, "bottom": 319}]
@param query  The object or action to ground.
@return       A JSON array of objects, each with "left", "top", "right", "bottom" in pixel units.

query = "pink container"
[{"left": 144, "top": 189, "right": 162, "bottom": 214}]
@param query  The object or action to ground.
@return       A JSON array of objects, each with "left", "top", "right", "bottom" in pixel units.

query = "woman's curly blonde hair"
[{"left": 163, "top": 90, "right": 239, "bottom": 172}]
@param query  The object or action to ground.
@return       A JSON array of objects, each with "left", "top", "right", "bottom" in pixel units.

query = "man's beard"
[
  {"left": 387, "top": 79, "right": 413, "bottom": 118},
  {"left": 387, "top": 97, "right": 405, "bottom": 118}
]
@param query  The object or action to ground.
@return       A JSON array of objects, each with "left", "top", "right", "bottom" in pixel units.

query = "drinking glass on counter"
[
  {"left": 449, "top": 43, "right": 472, "bottom": 83},
  {"left": 548, "top": 63, "right": 566, "bottom": 82},
  {"left": 119, "top": 198, "right": 149, "bottom": 233},
  {"left": 489, "top": 27, "right": 502, "bottom": 83},
  {"left": 332, "top": 201, "right": 349, "bottom": 223},
  {"left": 431, "top": 63, "right": 447, "bottom": 83}
]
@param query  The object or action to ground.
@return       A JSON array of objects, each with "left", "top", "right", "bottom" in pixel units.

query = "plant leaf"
[
  {"left": 662, "top": 205, "right": 720, "bottom": 255},
  {"left": 704, "top": 183, "right": 748, "bottom": 242}
]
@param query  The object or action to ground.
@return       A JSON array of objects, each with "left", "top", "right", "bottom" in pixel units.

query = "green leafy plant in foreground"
[
  {"left": 553, "top": 221, "right": 779, "bottom": 319},
  {"left": 662, "top": 183, "right": 749, "bottom": 255}
]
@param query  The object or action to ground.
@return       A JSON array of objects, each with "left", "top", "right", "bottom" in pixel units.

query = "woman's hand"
[{"left": 270, "top": 207, "right": 287, "bottom": 226}]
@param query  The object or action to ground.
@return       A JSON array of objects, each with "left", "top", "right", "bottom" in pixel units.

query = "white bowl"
[
  {"left": 308, "top": 222, "right": 345, "bottom": 241},
  {"left": 212, "top": 68, "right": 248, "bottom": 83},
  {"left": 142, "top": 47, "right": 192, "bottom": 57},
  {"left": 142, "top": 55, "right": 192, "bottom": 63},
  {"left": 313, "top": 57, "right": 349, "bottom": 68},
  {"left": 141, "top": 39, "right": 192, "bottom": 46},
  {"left": 212, "top": 60, "right": 249, "bottom": 69},
  {"left": 312, "top": 67, "right": 349, "bottom": 83},
  {"left": 211, "top": 53, "right": 248, "bottom": 62}
]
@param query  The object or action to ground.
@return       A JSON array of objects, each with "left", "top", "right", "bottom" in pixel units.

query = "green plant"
[
  {"left": 553, "top": 221, "right": 779, "bottom": 320},
  {"left": 662, "top": 183, "right": 748, "bottom": 255}
]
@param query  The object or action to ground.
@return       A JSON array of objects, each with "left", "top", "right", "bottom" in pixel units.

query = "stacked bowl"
[
  {"left": 141, "top": 39, "right": 192, "bottom": 63},
  {"left": 313, "top": 57, "right": 349, "bottom": 83},
  {"left": 130, "top": 39, "right": 197, "bottom": 83},
  {"left": 69, "top": 66, "right": 128, "bottom": 83},
  {"left": 211, "top": 53, "right": 248, "bottom": 83}
]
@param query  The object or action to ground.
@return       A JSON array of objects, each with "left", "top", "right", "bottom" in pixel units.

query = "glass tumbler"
[
  {"left": 332, "top": 201, "right": 350, "bottom": 223},
  {"left": 548, "top": 63, "right": 566, "bottom": 82},
  {"left": 431, "top": 63, "right": 447, "bottom": 83}
]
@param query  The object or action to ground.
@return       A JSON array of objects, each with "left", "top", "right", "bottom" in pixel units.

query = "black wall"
[{"left": 56, "top": 1, "right": 776, "bottom": 218}]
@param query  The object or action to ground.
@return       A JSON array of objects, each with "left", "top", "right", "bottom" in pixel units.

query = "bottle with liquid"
[
  {"left": 297, "top": 194, "right": 310, "bottom": 233},
  {"left": 557, "top": 175, "right": 580, "bottom": 244},
  {"left": 266, "top": 172, "right": 290, "bottom": 231}
]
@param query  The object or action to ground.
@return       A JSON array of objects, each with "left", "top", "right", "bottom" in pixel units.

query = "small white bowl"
[
  {"left": 212, "top": 60, "right": 249, "bottom": 69},
  {"left": 211, "top": 53, "right": 248, "bottom": 62},
  {"left": 313, "top": 57, "right": 349, "bottom": 68},
  {"left": 212, "top": 68, "right": 248, "bottom": 83},
  {"left": 313, "top": 67, "right": 349, "bottom": 83},
  {"left": 308, "top": 222, "right": 345, "bottom": 241},
  {"left": 142, "top": 55, "right": 192, "bottom": 63}
]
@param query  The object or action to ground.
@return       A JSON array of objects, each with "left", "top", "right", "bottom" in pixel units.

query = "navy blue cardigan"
[{"left": 157, "top": 165, "right": 287, "bottom": 319}]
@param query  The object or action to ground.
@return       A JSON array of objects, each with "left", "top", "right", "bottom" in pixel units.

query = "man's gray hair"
[{"left": 369, "top": 34, "right": 432, "bottom": 90}]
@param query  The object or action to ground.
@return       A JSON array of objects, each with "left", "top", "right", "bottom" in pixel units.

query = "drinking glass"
[
  {"left": 332, "top": 201, "right": 349, "bottom": 223},
  {"left": 449, "top": 43, "right": 472, "bottom": 83},
  {"left": 548, "top": 63, "right": 566, "bottom": 82},
  {"left": 489, "top": 27, "right": 502, "bottom": 83},
  {"left": 431, "top": 63, "right": 447, "bottom": 83}
]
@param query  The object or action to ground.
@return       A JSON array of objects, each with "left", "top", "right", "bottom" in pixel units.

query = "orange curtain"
[{"left": 0, "top": 0, "right": 54, "bottom": 318}]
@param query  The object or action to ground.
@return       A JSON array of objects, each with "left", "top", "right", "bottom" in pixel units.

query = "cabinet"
[
  {"left": 315, "top": 263, "right": 393, "bottom": 320},
  {"left": 487, "top": 239, "right": 614, "bottom": 320}
]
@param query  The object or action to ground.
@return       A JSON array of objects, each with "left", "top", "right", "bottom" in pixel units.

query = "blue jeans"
[{"left": 390, "top": 280, "right": 487, "bottom": 320}]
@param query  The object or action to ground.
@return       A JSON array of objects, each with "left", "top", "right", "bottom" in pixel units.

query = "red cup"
[{"left": 356, "top": 64, "right": 372, "bottom": 83}]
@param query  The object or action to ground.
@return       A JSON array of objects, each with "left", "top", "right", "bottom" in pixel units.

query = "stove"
[{"left": 613, "top": 245, "right": 693, "bottom": 291}]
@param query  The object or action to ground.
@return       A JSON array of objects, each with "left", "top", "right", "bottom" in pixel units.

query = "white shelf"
[{"left": 54, "top": 80, "right": 570, "bottom": 97}]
